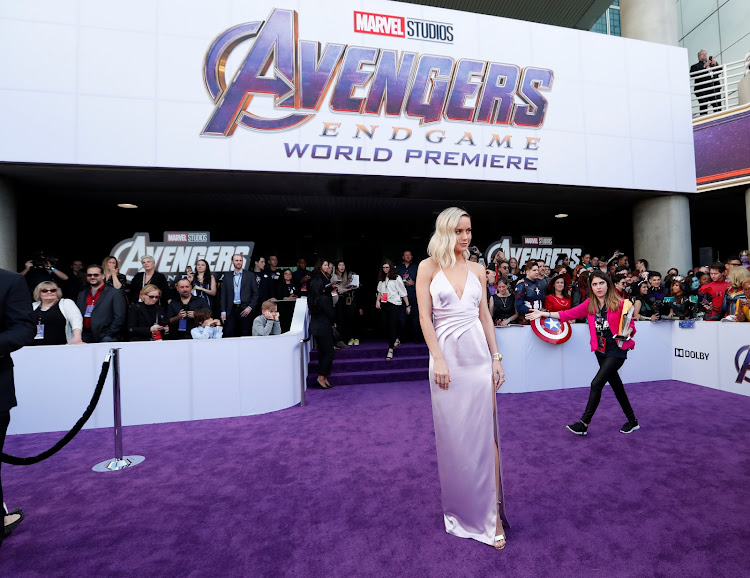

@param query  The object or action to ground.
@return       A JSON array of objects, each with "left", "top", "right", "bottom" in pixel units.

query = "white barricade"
[
  {"left": 496, "top": 322, "right": 672, "bottom": 394},
  {"left": 672, "top": 321, "right": 750, "bottom": 396},
  {"left": 9, "top": 298, "right": 310, "bottom": 435}
]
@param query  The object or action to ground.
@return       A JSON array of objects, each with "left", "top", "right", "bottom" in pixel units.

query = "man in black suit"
[
  {"left": 220, "top": 254, "right": 258, "bottom": 337},
  {"left": 690, "top": 49, "right": 721, "bottom": 115},
  {"left": 76, "top": 265, "right": 127, "bottom": 343},
  {"left": 0, "top": 268, "right": 36, "bottom": 547}
]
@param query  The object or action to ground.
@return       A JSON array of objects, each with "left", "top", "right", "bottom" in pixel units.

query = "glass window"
[
  {"left": 591, "top": 12, "right": 608, "bottom": 35},
  {"left": 609, "top": 7, "right": 621, "bottom": 36}
]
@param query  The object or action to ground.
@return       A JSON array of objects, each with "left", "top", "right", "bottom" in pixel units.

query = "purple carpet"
[{"left": 2, "top": 379, "right": 749, "bottom": 577}]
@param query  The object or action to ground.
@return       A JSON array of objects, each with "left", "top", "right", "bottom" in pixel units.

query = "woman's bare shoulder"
[{"left": 418, "top": 257, "right": 438, "bottom": 272}]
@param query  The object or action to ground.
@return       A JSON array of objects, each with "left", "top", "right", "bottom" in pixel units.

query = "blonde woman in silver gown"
[{"left": 416, "top": 207, "right": 510, "bottom": 550}]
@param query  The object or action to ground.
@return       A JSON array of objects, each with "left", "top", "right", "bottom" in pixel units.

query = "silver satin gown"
[{"left": 428, "top": 267, "right": 510, "bottom": 545}]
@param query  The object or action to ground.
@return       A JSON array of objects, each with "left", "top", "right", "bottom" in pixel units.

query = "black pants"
[
  {"left": 398, "top": 300, "right": 422, "bottom": 342},
  {"left": 313, "top": 326, "right": 335, "bottom": 377},
  {"left": 581, "top": 354, "right": 636, "bottom": 423},
  {"left": 224, "top": 305, "right": 251, "bottom": 337},
  {"left": 381, "top": 302, "right": 400, "bottom": 349},
  {"left": 335, "top": 299, "right": 361, "bottom": 342},
  {"left": 0, "top": 410, "right": 9, "bottom": 549},
  {"left": 697, "top": 91, "right": 720, "bottom": 115}
]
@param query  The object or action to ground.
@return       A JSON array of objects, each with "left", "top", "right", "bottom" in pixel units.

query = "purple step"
[
  {"left": 310, "top": 341, "right": 427, "bottom": 361},
  {"left": 307, "top": 366, "right": 428, "bottom": 387},
  {"left": 308, "top": 354, "right": 429, "bottom": 373}
]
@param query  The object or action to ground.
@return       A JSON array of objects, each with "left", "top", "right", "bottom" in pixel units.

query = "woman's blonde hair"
[
  {"left": 728, "top": 265, "right": 750, "bottom": 289},
  {"left": 33, "top": 281, "right": 62, "bottom": 302},
  {"left": 140, "top": 284, "right": 161, "bottom": 298},
  {"left": 102, "top": 255, "right": 119, "bottom": 271},
  {"left": 427, "top": 207, "right": 470, "bottom": 269}
]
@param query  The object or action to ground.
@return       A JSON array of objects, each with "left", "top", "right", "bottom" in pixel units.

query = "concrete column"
[
  {"left": 739, "top": 74, "right": 750, "bottom": 106},
  {"left": 0, "top": 180, "right": 16, "bottom": 271},
  {"left": 622, "top": 2, "right": 690, "bottom": 274},
  {"left": 633, "top": 196, "right": 692, "bottom": 275},
  {"left": 620, "top": 0, "right": 678, "bottom": 46}
]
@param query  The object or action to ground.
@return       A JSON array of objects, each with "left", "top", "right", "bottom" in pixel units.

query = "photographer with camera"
[
  {"left": 21, "top": 253, "right": 69, "bottom": 295},
  {"left": 690, "top": 49, "right": 721, "bottom": 115},
  {"left": 166, "top": 278, "right": 208, "bottom": 339}
]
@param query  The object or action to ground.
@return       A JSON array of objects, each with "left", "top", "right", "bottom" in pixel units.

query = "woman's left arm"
[{"left": 474, "top": 263, "right": 505, "bottom": 391}]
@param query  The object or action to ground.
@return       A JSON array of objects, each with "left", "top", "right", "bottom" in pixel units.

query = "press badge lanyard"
[
  {"left": 233, "top": 272, "right": 242, "bottom": 304},
  {"left": 35, "top": 308, "right": 47, "bottom": 340}
]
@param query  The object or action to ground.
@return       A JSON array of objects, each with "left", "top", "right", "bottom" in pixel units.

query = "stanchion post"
[
  {"left": 113, "top": 347, "right": 123, "bottom": 460},
  {"left": 93, "top": 348, "right": 146, "bottom": 472},
  {"left": 299, "top": 337, "right": 310, "bottom": 407}
]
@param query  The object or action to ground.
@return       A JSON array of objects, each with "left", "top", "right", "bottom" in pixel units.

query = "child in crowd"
[
  {"left": 252, "top": 300, "right": 281, "bottom": 336},
  {"left": 191, "top": 308, "right": 223, "bottom": 339}
]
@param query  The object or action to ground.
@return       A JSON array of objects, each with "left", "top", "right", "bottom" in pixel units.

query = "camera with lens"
[{"left": 30, "top": 252, "right": 59, "bottom": 269}]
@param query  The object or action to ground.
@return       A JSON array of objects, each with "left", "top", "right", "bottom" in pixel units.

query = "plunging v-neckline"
[{"left": 440, "top": 264, "right": 471, "bottom": 301}]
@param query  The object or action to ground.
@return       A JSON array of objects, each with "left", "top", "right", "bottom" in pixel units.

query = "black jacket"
[
  {"left": 165, "top": 295, "right": 209, "bottom": 338},
  {"left": 0, "top": 269, "right": 36, "bottom": 411},
  {"left": 220, "top": 269, "right": 259, "bottom": 314},
  {"left": 690, "top": 60, "right": 720, "bottom": 97},
  {"left": 129, "top": 271, "right": 170, "bottom": 307},
  {"left": 76, "top": 284, "right": 127, "bottom": 342},
  {"left": 128, "top": 302, "right": 169, "bottom": 341},
  {"left": 308, "top": 273, "right": 336, "bottom": 334}
]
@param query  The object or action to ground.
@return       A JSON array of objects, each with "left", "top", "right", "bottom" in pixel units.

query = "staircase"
[{"left": 307, "top": 341, "right": 429, "bottom": 387}]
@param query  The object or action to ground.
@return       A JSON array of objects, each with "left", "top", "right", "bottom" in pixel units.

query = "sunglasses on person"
[
  {"left": 40, "top": 288, "right": 57, "bottom": 293},
  {"left": 144, "top": 294, "right": 160, "bottom": 300},
  {"left": 86, "top": 273, "right": 101, "bottom": 277}
]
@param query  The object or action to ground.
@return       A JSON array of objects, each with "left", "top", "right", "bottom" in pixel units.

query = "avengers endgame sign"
[{"left": 0, "top": 0, "right": 697, "bottom": 192}]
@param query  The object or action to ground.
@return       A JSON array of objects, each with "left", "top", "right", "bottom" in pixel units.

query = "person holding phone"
[
  {"left": 376, "top": 260, "right": 409, "bottom": 361},
  {"left": 526, "top": 271, "right": 639, "bottom": 435}
]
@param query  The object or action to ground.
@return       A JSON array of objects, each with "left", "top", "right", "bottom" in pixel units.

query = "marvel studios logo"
[{"left": 354, "top": 11, "right": 454, "bottom": 44}]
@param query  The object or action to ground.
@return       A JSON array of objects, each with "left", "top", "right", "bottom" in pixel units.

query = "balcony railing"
[{"left": 690, "top": 53, "right": 750, "bottom": 118}]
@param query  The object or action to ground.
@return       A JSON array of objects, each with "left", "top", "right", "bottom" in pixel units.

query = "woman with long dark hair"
[
  {"left": 332, "top": 260, "right": 361, "bottom": 346},
  {"left": 376, "top": 259, "right": 409, "bottom": 361},
  {"left": 275, "top": 268, "right": 299, "bottom": 300},
  {"left": 544, "top": 272, "right": 571, "bottom": 312},
  {"left": 633, "top": 280, "right": 658, "bottom": 321},
  {"left": 189, "top": 259, "right": 217, "bottom": 310},
  {"left": 526, "top": 270, "right": 639, "bottom": 435},
  {"left": 308, "top": 260, "right": 338, "bottom": 389}
]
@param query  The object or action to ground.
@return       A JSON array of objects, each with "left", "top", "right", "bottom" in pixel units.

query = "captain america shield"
[{"left": 531, "top": 316, "right": 572, "bottom": 344}]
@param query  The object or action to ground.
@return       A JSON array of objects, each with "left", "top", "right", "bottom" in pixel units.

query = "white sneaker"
[
  {"left": 353, "top": 339, "right": 360, "bottom": 346},
  {"left": 394, "top": 339, "right": 401, "bottom": 348},
  {"left": 347, "top": 339, "right": 355, "bottom": 346}
]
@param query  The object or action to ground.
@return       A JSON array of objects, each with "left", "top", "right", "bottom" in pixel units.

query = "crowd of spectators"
[
  {"left": 17, "top": 246, "right": 750, "bottom": 349},
  {"left": 18, "top": 252, "right": 315, "bottom": 346},
  {"left": 479, "top": 248, "right": 750, "bottom": 325}
]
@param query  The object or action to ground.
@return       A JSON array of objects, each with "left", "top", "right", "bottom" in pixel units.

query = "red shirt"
[
  {"left": 544, "top": 294, "right": 571, "bottom": 312},
  {"left": 83, "top": 285, "right": 105, "bottom": 329},
  {"left": 699, "top": 280, "right": 729, "bottom": 314}
]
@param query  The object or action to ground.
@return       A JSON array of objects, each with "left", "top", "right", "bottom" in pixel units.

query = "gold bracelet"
[{"left": 492, "top": 352, "right": 503, "bottom": 361}]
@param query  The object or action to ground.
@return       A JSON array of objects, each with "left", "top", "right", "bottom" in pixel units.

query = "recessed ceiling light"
[
  {"left": 117, "top": 203, "right": 138, "bottom": 209},
  {"left": 555, "top": 213, "right": 568, "bottom": 218}
]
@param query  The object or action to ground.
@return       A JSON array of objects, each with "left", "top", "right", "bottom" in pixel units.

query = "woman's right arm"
[{"left": 416, "top": 260, "right": 450, "bottom": 389}]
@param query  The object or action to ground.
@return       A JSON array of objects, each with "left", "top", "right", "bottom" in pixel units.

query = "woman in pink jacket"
[{"left": 526, "top": 271, "right": 639, "bottom": 436}]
